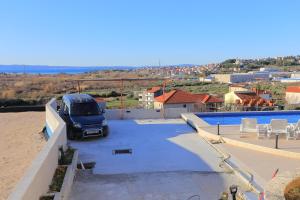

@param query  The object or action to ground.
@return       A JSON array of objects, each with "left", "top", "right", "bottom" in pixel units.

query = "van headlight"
[
  {"left": 73, "top": 122, "right": 82, "bottom": 128},
  {"left": 102, "top": 119, "right": 108, "bottom": 126}
]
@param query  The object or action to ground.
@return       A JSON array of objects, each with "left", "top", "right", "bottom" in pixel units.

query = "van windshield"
[{"left": 70, "top": 102, "right": 100, "bottom": 116}]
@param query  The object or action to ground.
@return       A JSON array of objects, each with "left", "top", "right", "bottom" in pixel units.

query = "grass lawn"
[{"left": 106, "top": 97, "right": 139, "bottom": 109}]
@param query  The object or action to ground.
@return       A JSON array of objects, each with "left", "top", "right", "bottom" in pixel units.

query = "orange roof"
[
  {"left": 202, "top": 95, "right": 224, "bottom": 103},
  {"left": 234, "top": 91, "right": 271, "bottom": 106},
  {"left": 286, "top": 86, "right": 300, "bottom": 93},
  {"left": 147, "top": 86, "right": 161, "bottom": 93},
  {"left": 155, "top": 89, "right": 223, "bottom": 104}
]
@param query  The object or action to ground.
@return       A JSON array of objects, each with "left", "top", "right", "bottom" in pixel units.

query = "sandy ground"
[{"left": 0, "top": 112, "right": 46, "bottom": 200}]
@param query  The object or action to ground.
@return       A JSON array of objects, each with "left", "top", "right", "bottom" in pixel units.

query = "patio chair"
[
  {"left": 267, "top": 119, "right": 290, "bottom": 140},
  {"left": 287, "top": 120, "right": 300, "bottom": 140},
  {"left": 240, "top": 118, "right": 265, "bottom": 138}
]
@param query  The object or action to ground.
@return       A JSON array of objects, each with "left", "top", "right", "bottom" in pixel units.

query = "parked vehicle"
[{"left": 59, "top": 93, "right": 108, "bottom": 140}]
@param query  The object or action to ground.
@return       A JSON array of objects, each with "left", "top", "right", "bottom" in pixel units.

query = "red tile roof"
[
  {"left": 147, "top": 86, "right": 161, "bottom": 93},
  {"left": 200, "top": 95, "right": 224, "bottom": 103},
  {"left": 286, "top": 86, "right": 300, "bottom": 93},
  {"left": 155, "top": 89, "right": 223, "bottom": 104},
  {"left": 234, "top": 91, "right": 272, "bottom": 106}
]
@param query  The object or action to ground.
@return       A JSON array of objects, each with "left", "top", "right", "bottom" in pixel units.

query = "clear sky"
[{"left": 0, "top": 0, "right": 299, "bottom": 66}]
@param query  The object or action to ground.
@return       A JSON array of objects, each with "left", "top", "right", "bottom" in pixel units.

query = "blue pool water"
[{"left": 196, "top": 111, "right": 300, "bottom": 125}]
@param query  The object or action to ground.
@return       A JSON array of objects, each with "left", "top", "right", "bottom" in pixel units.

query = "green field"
[{"left": 106, "top": 97, "right": 139, "bottom": 109}]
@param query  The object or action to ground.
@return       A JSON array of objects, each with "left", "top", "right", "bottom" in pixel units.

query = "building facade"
[
  {"left": 139, "top": 87, "right": 163, "bottom": 109},
  {"left": 286, "top": 86, "right": 300, "bottom": 105},
  {"left": 224, "top": 91, "right": 274, "bottom": 111},
  {"left": 154, "top": 89, "right": 223, "bottom": 112}
]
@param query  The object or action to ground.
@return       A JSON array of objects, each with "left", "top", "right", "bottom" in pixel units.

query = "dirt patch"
[
  {"left": 284, "top": 177, "right": 300, "bottom": 200},
  {"left": 49, "top": 166, "right": 67, "bottom": 192},
  {"left": 0, "top": 112, "right": 46, "bottom": 200}
]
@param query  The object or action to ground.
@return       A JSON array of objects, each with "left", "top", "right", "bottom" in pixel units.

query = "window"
[
  {"left": 183, "top": 104, "right": 186, "bottom": 108},
  {"left": 70, "top": 102, "right": 100, "bottom": 116}
]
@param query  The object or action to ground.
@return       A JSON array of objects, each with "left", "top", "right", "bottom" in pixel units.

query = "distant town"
[{"left": 1, "top": 55, "right": 300, "bottom": 112}]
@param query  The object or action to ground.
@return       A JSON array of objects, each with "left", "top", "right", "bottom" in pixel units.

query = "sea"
[{"left": 0, "top": 65, "right": 137, "bottom": 74}]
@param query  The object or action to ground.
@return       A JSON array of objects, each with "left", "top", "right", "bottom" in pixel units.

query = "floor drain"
[{"left": 113, "top": 149, "right": 132, "bottom": 155}]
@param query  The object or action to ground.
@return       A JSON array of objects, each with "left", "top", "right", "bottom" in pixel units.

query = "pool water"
[{"left": 196, "top": 111, "right": 300, "bottom": 125}]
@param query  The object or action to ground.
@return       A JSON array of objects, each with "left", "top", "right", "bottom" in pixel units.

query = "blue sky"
[{"left": 0, "top": 0, "right": 299, "bottom": 66}]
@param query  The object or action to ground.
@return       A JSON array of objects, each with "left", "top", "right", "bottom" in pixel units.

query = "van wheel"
[{"left": 103, "top": 126, "right": 109, "bottom": 137}]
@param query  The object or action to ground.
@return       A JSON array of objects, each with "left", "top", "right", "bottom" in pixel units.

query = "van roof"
[{"left": 62, "top": 93, "right": 95, "bottom": 105}]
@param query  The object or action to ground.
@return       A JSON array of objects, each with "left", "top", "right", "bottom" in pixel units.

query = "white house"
[{"left": 286, "top": 86, "right": 300, "bottom": 105}]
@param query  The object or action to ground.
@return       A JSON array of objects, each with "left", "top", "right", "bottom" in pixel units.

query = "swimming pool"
[{"left": 196, "top": 111, "right": 300, "bottom": 125}]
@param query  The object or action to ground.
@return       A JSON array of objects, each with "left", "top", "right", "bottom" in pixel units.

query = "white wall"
[
  {"left": 8, "top": 99, "right": 67, "bottom": 200},
  {"left": 286, "top": 92, "right": 300, "bottom": 105},
  {"left": 105, "top": 108, "right": 187, "bottom": 120}
]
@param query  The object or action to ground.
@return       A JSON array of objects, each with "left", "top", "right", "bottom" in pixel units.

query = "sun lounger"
[
  {"left": 267, "top": 119, "right": 290, "bottom": 139},
  {"left": 240, "top": 118, "right": 265, "bottom": 138},
  {"left": 287, "top": 120, "right": 300, "bottom": 140}
]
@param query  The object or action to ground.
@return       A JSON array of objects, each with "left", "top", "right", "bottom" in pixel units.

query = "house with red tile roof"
[
  {"left": 224, "top": 90, "right": 274, "bottom": 111},
  {"left": 139, "top": 86, "right": 163, "bottom": 109},
  {"left": 286, "top": 86, "right": 300, "bottom": 105},
  {"left": 154, "top": 89, "right": 223, "bottom": 112}
]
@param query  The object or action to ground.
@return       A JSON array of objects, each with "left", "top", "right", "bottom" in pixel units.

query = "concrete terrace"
[
  {"left": 182, "top": 113, "right": 300, "bottom": 188},
  {"left": 69, "top": 119, "right": 248, "bottom": 200}
]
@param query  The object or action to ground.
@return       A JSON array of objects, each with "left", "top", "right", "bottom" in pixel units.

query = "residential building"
[
  {"left": 251, "top": 88, "right": 272, "bottom": 101},
  {"left": 199, "top": 76, "right": 213, "bottom": 83},
  {"left": 228, "top": 84, "right": 272, "bottom": 101},
  {"left": 280, "top": 78, "right": 300, "bottom": 83},
  {"left": 259, "top": 67, "right": 280, "bottom": 72},
  {"left": 224, "top": 91, "right": 274, "bottom": 111},
  {"left": 213, "top": 72, "right": 270, "bottom": 83},
  {"left": 154, "top": 89, "right": 223, "bottom": 112},
  {"left": 285, "top": 86, "right": 300, "bottom": 105},
  {"left": 291, "top": 72, "right": 300, "bottom": 78},
  {"left": 139, "top": 87, "right": 163, "bottom": 109}
]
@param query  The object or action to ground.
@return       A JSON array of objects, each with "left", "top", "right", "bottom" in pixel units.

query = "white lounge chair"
[
  {"left": 287, "top": 120, "right": 300, "bottom": 140},
  {"left": 267, "top": 119, "right": 290, "bottom": 139},
  {"left": 240, "top": 118, "right": 265, "bottom": 138}
]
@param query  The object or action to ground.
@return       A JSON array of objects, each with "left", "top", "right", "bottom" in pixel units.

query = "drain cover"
[{"left": 113, "top": 149, "right": 132, "bottom": 155}]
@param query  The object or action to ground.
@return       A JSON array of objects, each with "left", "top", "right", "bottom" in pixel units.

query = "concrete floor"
[
  {"left": 71, "top": 170, "right": 244, "bottom": 200},
  {"left": 216, "top": 143, "right": 300, "bottom": 187},
  {"left": 70, "top": 119, "right": 225, "bottom": 174},
  {"left": 69, "top": 119, "right": 247, "bottom": 200}
]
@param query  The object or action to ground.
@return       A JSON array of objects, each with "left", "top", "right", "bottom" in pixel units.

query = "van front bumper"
[{"left": 82, "top": 127, "right": 104, "bottom": 138}]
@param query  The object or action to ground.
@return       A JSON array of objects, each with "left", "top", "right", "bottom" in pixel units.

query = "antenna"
[{"left": 158, "top": 59, "right": 161, "bottom": 67}]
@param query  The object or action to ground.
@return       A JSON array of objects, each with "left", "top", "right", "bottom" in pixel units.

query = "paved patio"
[
  {"left": 69, "top": 119, "right": 248, "bottom": 200},
  {"left": 216, "top": 143, "right": 300, "bottom": 187}
]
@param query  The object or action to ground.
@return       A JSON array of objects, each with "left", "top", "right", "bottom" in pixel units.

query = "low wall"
[
  {"left": 8, "top": 99, "right": 67, "bottom": 200},
  {"left": 105, "top": 108, "right": 187, "bottom": 120}
]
